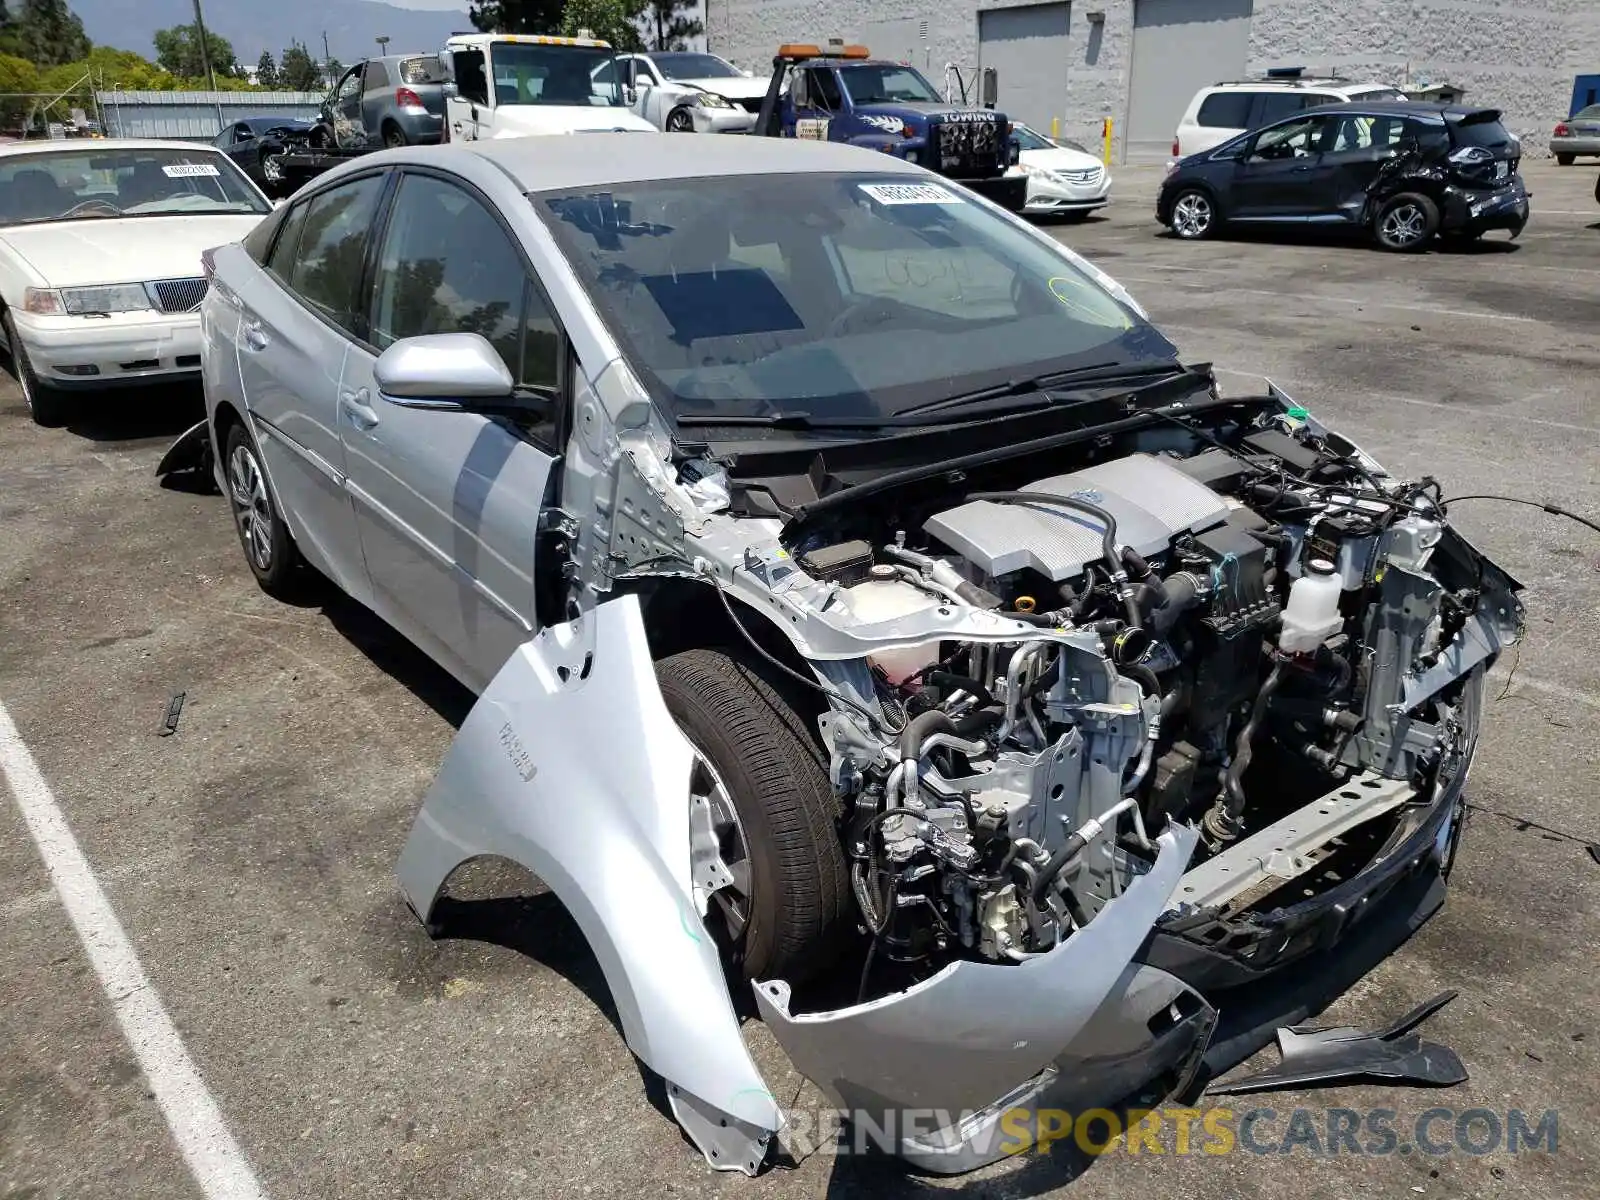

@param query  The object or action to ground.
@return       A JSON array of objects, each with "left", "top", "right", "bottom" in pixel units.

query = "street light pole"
[
  {"left": 190, "top": 0, "right": 217, "bottom": 92},
  {"left": 376, "top": 35, "right": 390, "bottom": 55}
]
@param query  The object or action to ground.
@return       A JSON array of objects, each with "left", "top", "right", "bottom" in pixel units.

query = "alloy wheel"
[
  {"left": 687, "top": 746, "right": 754, "bottom": 947},
  {"left": 666, "top": 109, "right": 694, "bottom": 133},
  {"left": 1381, "top": 203, "right": 1427, "bottom": 247},
  {"left": 228, "top": 442, "right": 274, "bottom": 572},
  {"left": 1173, "top": 192, "right": 1212, "bottom": 238}
]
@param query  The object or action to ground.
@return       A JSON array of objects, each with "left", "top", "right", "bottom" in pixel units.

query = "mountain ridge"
[{"left": 73, "top": 0, "right": 471, "bottom": 75}]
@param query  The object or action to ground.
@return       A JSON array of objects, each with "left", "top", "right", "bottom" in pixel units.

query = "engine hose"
[
  {"left": 1124, "top": 663, "right": 1162, "bottom": 697},
  {"left": 1030, "top": 796, "right": 1138, "bottom": 904},
  {"left": 897, "top": 709, "right": 956, "bottom": 763},
  {"left": 1213, "top": 662, "right": 1286, "bottom": 834},
  {"left": 967, "top": 491, "right": 1141, "bottom": 628},
  {"left": 953, "top": 706, "right": 1004, "bottom": 739},
  {"left": 924, "top": 671, "right": 995, "bottom": 709}
]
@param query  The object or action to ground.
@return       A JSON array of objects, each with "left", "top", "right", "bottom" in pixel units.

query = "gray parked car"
[
  {"left": 317, "top": 53, "right": 446, "bottom": 149},
  {"left": 175, "top": 135, "right": 1520, "bottom": 1176},
  {"left": 1550, "top": 104, "right": 1600, "bottom": 164}
]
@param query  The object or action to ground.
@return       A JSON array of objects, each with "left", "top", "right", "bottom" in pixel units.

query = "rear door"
[
  {"left": 360, "top": 59, "right": 391, "bottom": 141},
  {"left": 337, "top": 168, "right": 566, "bottom": 693},
  {"left": 1316, "top": 112, "right": 1409, "bottom": 219},
  {"left": 235, "top": 171, "right": 390, "bottom": 601}
]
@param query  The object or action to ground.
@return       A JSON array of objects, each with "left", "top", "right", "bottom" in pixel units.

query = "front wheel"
[
  {"left": 3, "top": 312, "right": 68, "bottom": 427},
  {"left": 654, "top": 647, "right": 852, "bottom": 984},
  {"left": 665, "top": 107, "right": 695, "bottom": 133},
  {"left": 224, "top": 421, "right": 305, "bottom": 598},
  {"left": 1169, "top": 188, "right": 1217, "bottom": 239},
  {"left": 1374, "top": 192, "right": 1439, "bottom": 252}
]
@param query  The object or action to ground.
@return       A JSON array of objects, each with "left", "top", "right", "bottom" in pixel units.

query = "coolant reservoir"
[
  {"left": 844, "top": 565, "right": 941, "bottom": 684},
  {"left": 1278, "top": 557, "right": 1344, "bottom": 655}
]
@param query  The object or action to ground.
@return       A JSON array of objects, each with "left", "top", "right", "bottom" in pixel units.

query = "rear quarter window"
[{"left": 1196, "top": 92, "right": 1254, "bottom": 128}]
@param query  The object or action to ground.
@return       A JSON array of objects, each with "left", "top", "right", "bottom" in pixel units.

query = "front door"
[
  {"left": 787, "top": 66, "right": 841, "bottom": 140},
  {"left": 236, "top": 173, "right": 388, "bottom": 602},
  {"left": 338, "top": 169, "right": 567, "bottom": 693},
  {"left": 329, "top": 65, "right": 366, "bottom": 148},
  {"left": 1231, "top": 114, "right": 1333, "bottom": 219},
  {"left": 445, "top": 48, "right": 491, "bottom": 141}
]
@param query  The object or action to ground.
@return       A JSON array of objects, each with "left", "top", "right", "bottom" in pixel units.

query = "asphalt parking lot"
[{"left": 1, "top": 156, "right": 1597, "bottom": 1200}]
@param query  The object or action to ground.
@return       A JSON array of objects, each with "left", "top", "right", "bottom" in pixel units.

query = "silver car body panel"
[
  {"left": 752, "top": 824, "right": 1199, "bottom": 1171},
  {"left": 395, "top": 593, "right": 783, "bottom": 1173}
]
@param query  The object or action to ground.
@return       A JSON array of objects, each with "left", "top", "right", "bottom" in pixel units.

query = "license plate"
[{"left": 1494, "top": 160, "right": 1508, "bottom": 179}]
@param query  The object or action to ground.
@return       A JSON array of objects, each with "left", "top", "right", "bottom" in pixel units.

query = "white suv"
[{"left": 1172, "top": 74, "right": 1408, "bottom": 159}]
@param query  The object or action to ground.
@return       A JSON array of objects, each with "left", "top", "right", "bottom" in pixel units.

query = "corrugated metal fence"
[{"left": 94, "top": 91, "right": 326, "bottom": 141}]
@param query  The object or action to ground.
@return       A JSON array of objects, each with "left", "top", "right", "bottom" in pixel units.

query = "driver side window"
[
  {"left": 454, "top": 50, "right": 489, "bottom": 106},
  {"left": 1248, "top": 115, "right": 1324, "bottom": 161},
  {"left": 805, "top": 68, "right": 842, "bottom": 110},
  {"left": 337, "top": 68, "right": 363, "bottom": 103}
]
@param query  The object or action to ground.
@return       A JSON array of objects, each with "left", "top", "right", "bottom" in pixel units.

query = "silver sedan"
[{"left": 1550, "top": 104, "right": 1600, "bottom": 164}]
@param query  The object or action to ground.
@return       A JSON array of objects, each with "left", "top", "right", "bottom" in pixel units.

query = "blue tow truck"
[{"left": 752, "top": 40, "right": 1028, "bottom": 211}]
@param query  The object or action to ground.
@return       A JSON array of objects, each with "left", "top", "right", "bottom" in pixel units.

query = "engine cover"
[{"left": 924, "top": 453, "right": 1232, "bottom": 582}]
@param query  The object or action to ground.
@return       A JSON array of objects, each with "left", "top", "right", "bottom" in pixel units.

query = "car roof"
[
  {"left": 0, "top": 137, "right": 227, "bottom": 158},
  {"left": 1336, "top": 101, "right": 1501, "bottom": 120},
  {"left": 448, "top": 133, "right": 925, "bottom": 190},
  {"left": 1207, "top": 78, "right": 1388, "bottom": 92}
]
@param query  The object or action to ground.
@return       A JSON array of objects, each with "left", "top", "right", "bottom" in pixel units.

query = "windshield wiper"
[
  {"left": 672, "top": 364, "right": 1195, "bottom": 432},
  {"left": 894, "top": 360, "right": 1185, "bottom": 419}
]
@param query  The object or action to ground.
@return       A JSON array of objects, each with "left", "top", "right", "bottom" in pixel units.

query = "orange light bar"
[{"left": 777, "top": 40, "right": 871, "bottom": 58}]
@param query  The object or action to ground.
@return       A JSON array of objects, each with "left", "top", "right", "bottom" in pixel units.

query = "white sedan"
[
  {"left": 0, "top": 138, "right": 273, "bottom": 426},
  {"left": 1006, "top": 123, "right": 1113, "bottom": 218}
]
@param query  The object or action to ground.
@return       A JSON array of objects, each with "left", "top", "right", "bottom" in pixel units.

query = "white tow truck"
[{"left": 436, "top": 32, "right": 657, "bottom": 139}]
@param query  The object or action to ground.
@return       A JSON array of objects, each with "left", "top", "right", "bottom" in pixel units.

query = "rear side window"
[
  {"left": 287, "top": 174, "right": 387, "bottom": 336},
  {"left": 243, "top": 202, "right": 296, "bottom": 265},
  {"left": 1256, "top": 91, "right": 1315, "bottom": 124},
  {"left": 364, "top": 61, "right": 391, "bottom": 89},
  {"left": 1196, "top": 92, "right": 1253, "bottom": 128}
]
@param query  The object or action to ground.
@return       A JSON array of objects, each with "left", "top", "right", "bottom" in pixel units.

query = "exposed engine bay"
[{"left": 616, "top": 385, "right": 1523, "bottom": 986}]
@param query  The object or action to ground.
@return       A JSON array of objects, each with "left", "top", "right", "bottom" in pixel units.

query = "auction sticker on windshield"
[
  {"left": 859, "top": 182, "right": 962, "bottom": 205},
  {"left": 163, "top": 163, "right": 220, "bottom": 177}
]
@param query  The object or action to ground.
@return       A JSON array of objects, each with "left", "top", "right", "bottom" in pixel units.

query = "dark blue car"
[{"left": 1156, "top": 101, "right": 1528, "bottom": 252}]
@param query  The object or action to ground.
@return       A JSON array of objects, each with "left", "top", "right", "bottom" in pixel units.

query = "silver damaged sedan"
[{"left": 175, "top": 134, "right": 1522, "bottom": 1174}]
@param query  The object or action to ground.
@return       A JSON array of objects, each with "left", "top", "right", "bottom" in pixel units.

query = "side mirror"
[
  {"left": 980, "top": 67, "right": 998, "bottom": 108},
  {"left": 373, "top": 333, "right": 514, "bottom": 407},
  {"left": 272, "top": 198, "right": 286, "bottom": 209},
  {"left": 442, "top": 81, "right": 458, "bottom": 100}
]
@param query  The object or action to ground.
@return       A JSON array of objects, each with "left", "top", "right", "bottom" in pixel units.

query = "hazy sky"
[{"left": 386, "top": 0, "right": 465, "bottom": 8}]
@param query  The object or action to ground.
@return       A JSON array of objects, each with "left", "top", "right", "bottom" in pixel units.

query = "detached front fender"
[{"left": 396, "top": 594, "right": 781, "bottom": 1173}]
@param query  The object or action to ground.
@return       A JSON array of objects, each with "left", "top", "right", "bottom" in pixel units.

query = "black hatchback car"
[{"left": 1157, "top": 102, "right": 1528, "bottom": 251}]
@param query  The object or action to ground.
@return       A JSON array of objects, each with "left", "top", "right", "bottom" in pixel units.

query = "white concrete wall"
[{"left": 707, "top": 0, "right": 1595, "bottom": 157}]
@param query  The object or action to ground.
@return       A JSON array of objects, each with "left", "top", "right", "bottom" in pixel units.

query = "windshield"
[
  {"left": 837, "top": 63, "right": 943, "bottom": 105},
  {"left": 653, "top": 52, "right": 740, "bottom": 80},
  {"left": 534, "top": 173, "right": 1171, "bottom": 424},
  {"left": 1012, "top": 124, "right": 1054, "bottom": 151},
  {"left": 1451, "top": 116, "right": 1515, "bottom": 148},
  {"left": 0, "top": 147, "right": 268, "bottom": 226},
  {"left": 489, "top": 42, "right": 624, "bottom": 107}
]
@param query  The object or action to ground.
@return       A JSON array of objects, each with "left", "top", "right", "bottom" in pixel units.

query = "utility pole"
[
  {"left": 190, "top": 0, "right": 217, "bottom": 91},
  {"left": 322, "top": 31, "right": 333, "bottom": 82}
]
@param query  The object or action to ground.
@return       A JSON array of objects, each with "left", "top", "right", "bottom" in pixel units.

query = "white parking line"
[
  {"left": 1113, "top": 274, "right": 1538, "bottom": 323},
  {"left": 0, "top": 699, "right": 268, "bottom": 1200}
]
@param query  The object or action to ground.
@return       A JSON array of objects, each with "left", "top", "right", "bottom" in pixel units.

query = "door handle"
[
  {"left": 243, "top": 321, "right": 268, "bottom": 351},
  {"left": 340, "top": 387, "right": 379, "bottom": 431}
]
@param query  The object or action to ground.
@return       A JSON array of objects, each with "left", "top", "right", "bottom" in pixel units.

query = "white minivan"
[{"left": 1172, "top": 73, "right": 1407, "bottom": 159}]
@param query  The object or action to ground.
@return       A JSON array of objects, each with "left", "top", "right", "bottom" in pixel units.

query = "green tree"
[
  {"left": 322, "top": 56, "right": 343, "bottom": 87},
  {"left": 153, "top": 23, "right": 239, "bottom": 80},
  {"left": 559, "top": 0, "right": 644, "bottom": 50},
  {"left": 279, "top": 41, "right": 321, "bottom": 91},
  {"left": 256, "top": 50, "right": 279, "bottom": 89},
  {"left": 11, "top": 0, "right": 90, "bottom": 68},
  {"left": 0, "top": 50, "right": 38, "bottom": 128},
  {"left": 644, "top": 0, "right": 701, "bottom": 52},
  {"left": 469, "top": 0, "right": 563, "bottom": 34}
]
